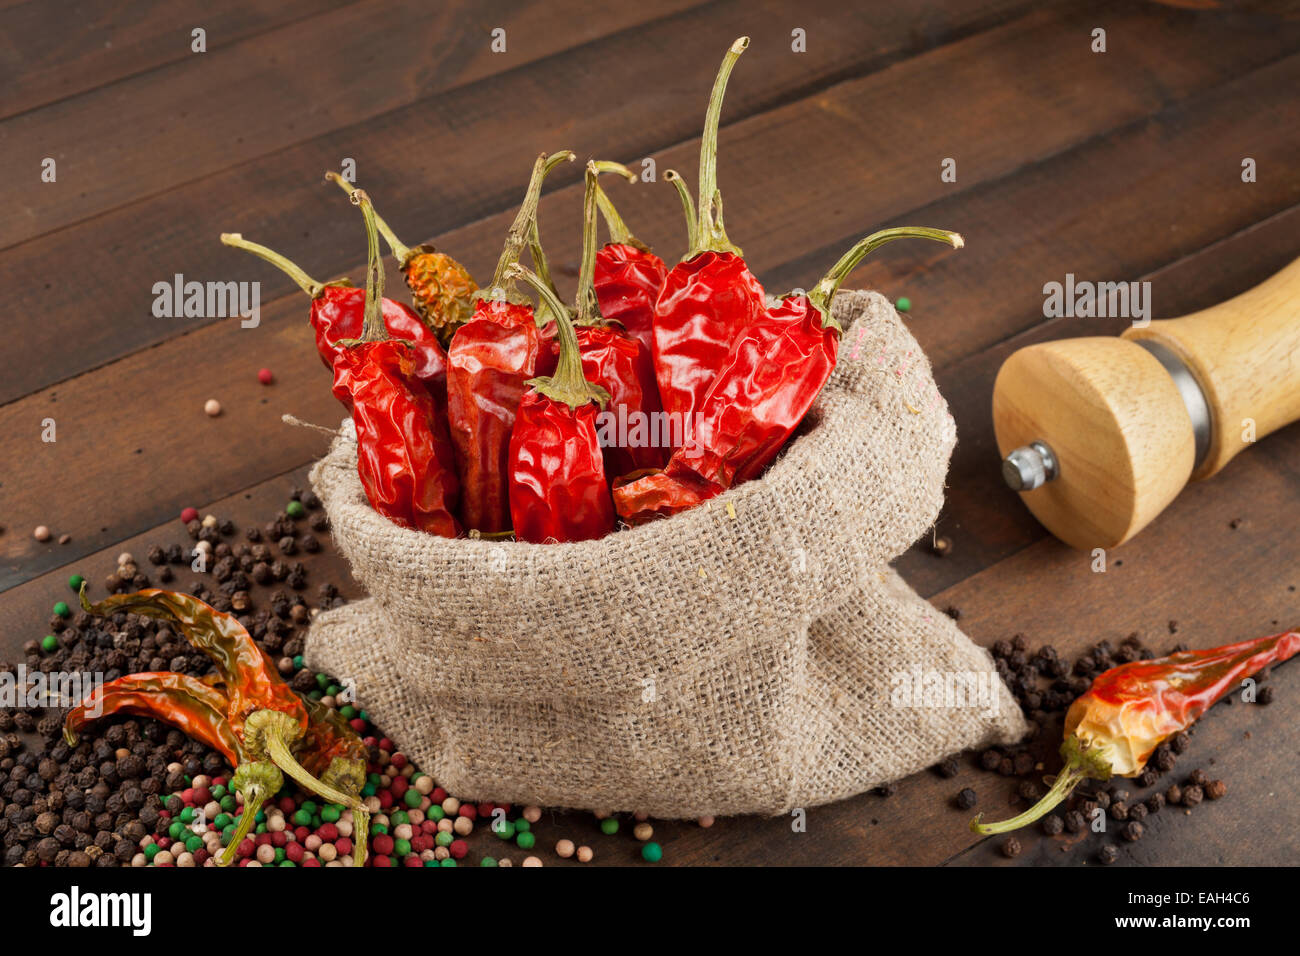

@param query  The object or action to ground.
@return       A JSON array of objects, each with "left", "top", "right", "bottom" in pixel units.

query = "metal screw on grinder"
[{"left": 1002, "top": 440, "right": 1059, "bottom": 491}]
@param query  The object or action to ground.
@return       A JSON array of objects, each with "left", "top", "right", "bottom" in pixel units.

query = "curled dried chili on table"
[
  {"left": 331, "top": 190, "right": 461, "bottom": 537},
  {"left": 446, "top": 150, "right": 573, "bottom": 534},
  {"left": 615, "top": 226, "right": 963, "bottom": 524},
  {"left": 971, "top": 627, "right": 1300, "bottom": 835},
  {"left": 219, "top": 232, "right": 451, "bottom": 415},
  {"left": 69, "top": 588, "right": 371, "bottom": 864},
  {"left": 652, "top": 37, "right": 767, "bottom": 440},
  {"left": 325, "top": 171, "right": 477, "bottom": 347}
]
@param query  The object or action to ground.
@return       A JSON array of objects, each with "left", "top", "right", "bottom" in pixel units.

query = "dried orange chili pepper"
[
  {"left": 76, "top": 587, "right": 371, "bottom": 863},
  {"left": 971, "top": 628, "right": 1300, "bottom": 835},
  {"left": 325, "top": 172, "right": 477, "bottom": 347}
]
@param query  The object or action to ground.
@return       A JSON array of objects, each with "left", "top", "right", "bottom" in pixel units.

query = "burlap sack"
[{"left": 306, "top": 290, "right": 1026, "bottom": 818}]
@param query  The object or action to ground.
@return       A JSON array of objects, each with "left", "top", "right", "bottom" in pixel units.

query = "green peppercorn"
[
  {"left": 53, "top": 601, "right": 71, "bottom": 618},
  {"left": 286, "top": 501, "right": 305, "bottom": 518},
  {"left": 641, "top": 842, "right": 663, "bottom": 863},
  {"left": 40, "top": 635, "right": 59, "bottom": 653}
]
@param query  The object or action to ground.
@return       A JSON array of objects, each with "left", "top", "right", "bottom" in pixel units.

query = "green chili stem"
[
  {"left": 969, "top": 734, "right": 1113, "bottom": 835},
  {"left": 692, "top": 37, "right": 749, "bottom": 257},
  {"left": 325, "top": 172, "right": 412, "bottom": 264},
  {"left": 488, "top": 150, "right": 576, "bottom": 294},
  {"left": 352, "top": 190, "right": 389, "bottom": 344},
  {"left": 588, "top": 160, "right": 640, "bottom": 249},
  {"left": 507, "top": 261, "right": 610, "bottom": 411},
  {"left": 219, "top": 233, "right": 344, "bottom": 299},
  {"left": 218, "top": 781, "right": 270, "bottom": 866},
  {"left": 220, "top": 760, "right": 283, "bottom": 866},
  {"left": 580, "top": 161, "right": 637, "bottom": 322},
  {"left": 806, "top": 226, "right": 964, "bottom": 328},
  {"left": 664, "top": 170, "right": 697, "bottom": 251}
]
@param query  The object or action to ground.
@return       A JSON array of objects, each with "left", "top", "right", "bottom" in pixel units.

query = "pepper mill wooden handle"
[
  {"left": 993, "top": 257, "right": 1300, "bottom": 549},
  {"left": 1124, "top": 255, "right": 1300, "bottom": 479}
]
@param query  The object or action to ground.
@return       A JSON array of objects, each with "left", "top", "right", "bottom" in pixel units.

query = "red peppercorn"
[
  {"left": 449, "top": 839, "right": 468, "bottom": 860},
  {"left": 458, "top": 804, "right": 477, "bottom": 821},
  {"left": 237, "top": 839, "right": 255, "bottom": 858},
  {"left": 349, "top": 718, "right": 367, "bottom": 733},
  {"left": 404, "top": 855, "right": 422, "bottom": 867},
  {"left": 477, "top": 801, "right": 495, "bottom": 818},
  {"left": 285, "top": 842, "right": 304, "bottom": 863},
  {"left": 390, "top": 753, "right": 407, "bottom": 770},
  {"left": 180, "top": 507, "right": 199, "bottom": 524},
  {"left": 379, "top": 738, "right": 394, "bottom": 752},
  {"left": 335, "top": 837, "right": 352, "bottom": 856},
  {"left": 270, "top": 831, "right": 287, "bottom": 848},
  {"left": 431, "top": 787, "right": 448, "bottom": 804},
  {"left": 377, "top": 790, "right": 394, "bottom": 810},
  {"left": 390, "top": 776, "right": 408, "bottom": 796},
  {"left": 258, "top": 368, "right": 274, "bottom": 385},
  {"left": 278, "top": 797, "right": 296, "bottom": 815},
  {"left": 302, "top": 857, "right": 321, "bottom": 867},
  {"left": 294, "top": 826, "right": 310, "bottom": 842},
  {"left": 372, "top": 855, "right": 391, "bottom": 868},
  {"left": 373, "top": 834, "right": 394, "bottom": 856},
  {"left": 317, "top": 823, "right": 339, "bottom": 843}
]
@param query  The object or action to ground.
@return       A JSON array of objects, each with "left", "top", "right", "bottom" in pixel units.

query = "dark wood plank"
[
  {"left": 3, "top": 10, "right": 1298, "bottom": 591},
  {"left": 894, "top": 204, "right": 1300, "bottom": 599},
  {"left": 0, "top": 0, "right": 352, "bottom": 120},
  {"left": 0, "top": 0, "right": 1039, "bottom": 404},
  {"left": 0, "top": 0, "right": 706, "bottom": 248}
]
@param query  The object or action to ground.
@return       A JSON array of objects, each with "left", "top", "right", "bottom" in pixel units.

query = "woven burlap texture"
[{"left": 306, "top": 290, "right": 1027, "bottom": 817}]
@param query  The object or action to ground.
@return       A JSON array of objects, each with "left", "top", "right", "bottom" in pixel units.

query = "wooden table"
[{"left": 2, "top": 0, "right": 1297, "bottom": 866}]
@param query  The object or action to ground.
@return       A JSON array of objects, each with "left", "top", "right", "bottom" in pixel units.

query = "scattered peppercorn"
[
  {"left": 1205, "top": 780, "right": 1227, "bottom": 800},
  {"left": 1098, "top": 845, "right": 1118, "bottom": 864},
  {"left": 1000, "top": 837, "right": 1021, "bottom": 858},
  {"left": 955, "top": 788, "right": 978, "bottom": 810}
]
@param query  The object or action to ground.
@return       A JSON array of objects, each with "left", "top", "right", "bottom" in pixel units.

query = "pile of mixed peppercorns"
[{"left": 0, "top": 489, "right": 674, "bottom": 867}]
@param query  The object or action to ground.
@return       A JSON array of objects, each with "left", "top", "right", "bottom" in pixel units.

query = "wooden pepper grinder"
[{"left": 992, "top": 257, "right": 1300, "bottom": 549}]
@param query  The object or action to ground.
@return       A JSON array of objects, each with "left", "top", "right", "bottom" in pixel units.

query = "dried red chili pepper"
[
  {"left": 219, "top": 232, "right": 451, "bottom": 412},
  {"left": 971, "top": 627, "right": 1300, "bottom": 835},
  {"left": 325, "top": 172, "right": 477, "bottom": 347},
  {"left": 590, "top": 175, "right": 668, "bottom": 358},
  {"left": 330, "top": 191, "right": 462, "bottom": 537},
  {"left": 615, "top": 226, "right": 963, "bottom": 523},
  {"left": 550, "top": 161, "right": 669, "bottom": 479},
  {"left": 506, "top": 263, "right": 614, "bottom": 542},
  {"left": 446, "top": 151, "right": 573, "bottom": 533},
  {"left": 652, "top": 38, "right": 767, "bottom": 440}
]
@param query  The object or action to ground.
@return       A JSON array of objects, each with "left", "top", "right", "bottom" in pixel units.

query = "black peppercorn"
[
  {"left": 1001, "top": 837, "right": 1021, "bottom": 858},
  {"left": 1098, "top": 845, "right": 1119, "bottom": 864},
  {"left": 1041, "top": 815, "right": 1064, "bottom": 836},
  {"left": 955, "top": 788, "right": 978, "bottom": 810}
]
